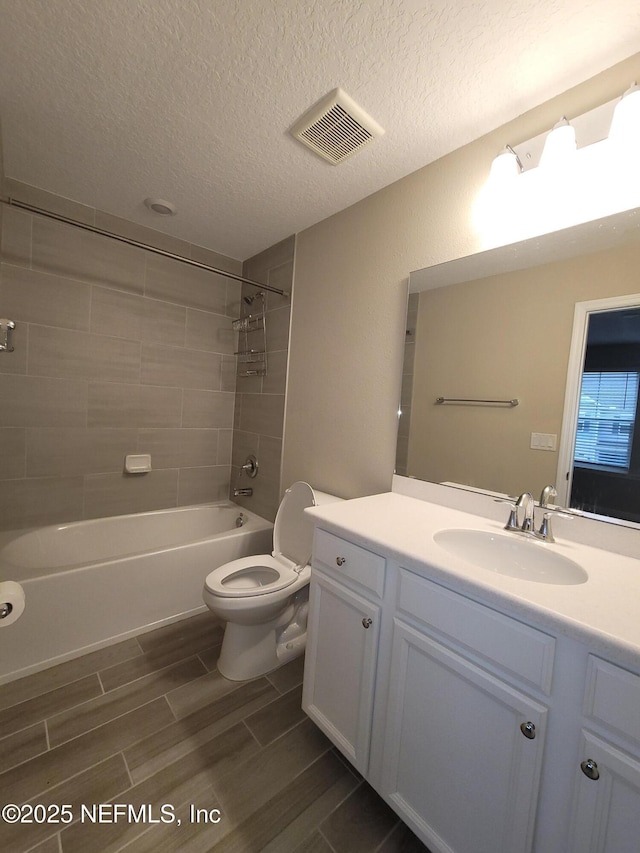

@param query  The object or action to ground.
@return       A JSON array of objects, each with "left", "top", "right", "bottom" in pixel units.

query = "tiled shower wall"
[
  {"left": 0, "top": 182, "right": 244, "bottom": 531},
  {"left": 231, "top": 237, "right": 294, "bottom": 522}
]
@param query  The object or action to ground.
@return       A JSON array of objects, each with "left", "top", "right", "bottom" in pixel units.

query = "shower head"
[{"left": 243, "top": 295, "right": 255, "bottom": 305}]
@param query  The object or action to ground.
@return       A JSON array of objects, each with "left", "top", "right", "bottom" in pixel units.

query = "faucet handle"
[
  {"left": 537, "top": 512, "right": 555, "bottom": 542},
  {"left": 504, "top": 505, "right": 520, "bottom": 531}
]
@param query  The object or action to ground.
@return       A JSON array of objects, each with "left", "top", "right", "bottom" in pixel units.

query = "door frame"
[{"left": 556, "top": 292, "right": 640, "bottom": 507}]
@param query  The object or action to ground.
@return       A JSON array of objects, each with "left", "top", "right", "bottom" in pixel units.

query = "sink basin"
[{"left": 433, "top": 528, "right": 588, "bottom": 585}]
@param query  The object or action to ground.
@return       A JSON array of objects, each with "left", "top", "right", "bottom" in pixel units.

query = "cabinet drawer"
[
  {"left": 313, "top": 529, "right": 385, "bottom": 598},
  {"left": 396, "top": 568, "right": 555, "bottom": 694},
  {"left": 584, "top": 656, "right": 640, "bottom": 746}
]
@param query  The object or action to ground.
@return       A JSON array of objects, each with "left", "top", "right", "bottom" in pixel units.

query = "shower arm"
[{"left": 0, "top": 197, "right": 289, "bottom": 297}]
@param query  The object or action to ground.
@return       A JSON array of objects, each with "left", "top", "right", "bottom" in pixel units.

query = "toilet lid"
[{"left": 273, "top": 481, "right": 316, "bottom": 566}]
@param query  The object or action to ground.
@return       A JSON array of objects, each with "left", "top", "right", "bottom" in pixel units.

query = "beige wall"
[
  {"left": 233, "top": 237, "right": 294, "bottom": 521},
  {"left": 283, "top": 53, "right": 640, "bottom": 499},
  {"left": 408, "top": 242, "right": 640, "bottom": 497},
  {"left": 0, "top": 182, "right": 243, "bottom": 530}
]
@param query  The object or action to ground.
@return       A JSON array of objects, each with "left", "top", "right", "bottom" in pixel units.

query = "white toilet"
[{"left": 203, "top": 481, "right": 340, "bottom": 681}]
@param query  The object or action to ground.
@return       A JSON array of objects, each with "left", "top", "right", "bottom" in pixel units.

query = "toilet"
[{"left": 203, "top": 481, "right": 340, "bottom": 681}]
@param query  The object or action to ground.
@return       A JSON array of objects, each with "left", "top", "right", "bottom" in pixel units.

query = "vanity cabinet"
[
  {"left": 567, "top": 656, "right": 640, "bottom": 853},
  {"left": 303, "top": 520, "right": 640, "bottom": 853},
  {"left": 380, "top": 568, "right": 548, "bottom": 853},
  {"left": 302, "top": 531, "right": 384, "bottom": 775}
]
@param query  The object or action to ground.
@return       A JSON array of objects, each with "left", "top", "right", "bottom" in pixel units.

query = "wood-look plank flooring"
[{"left": 0, "top": 613, "right": 430, "bottom": 853}]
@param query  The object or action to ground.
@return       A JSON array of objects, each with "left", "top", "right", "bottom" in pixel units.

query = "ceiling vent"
[{"left": 290, "top": 88, "right": 385, "bottom": 165}]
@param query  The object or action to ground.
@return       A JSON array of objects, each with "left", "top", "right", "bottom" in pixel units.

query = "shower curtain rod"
[{"left": 0, "top": 197, "right": 289, "bottom": 297}]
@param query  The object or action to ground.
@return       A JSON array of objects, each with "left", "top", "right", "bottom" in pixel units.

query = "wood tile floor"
[{"left": 0, "top": 612, "right": 430, "bottom": 853}]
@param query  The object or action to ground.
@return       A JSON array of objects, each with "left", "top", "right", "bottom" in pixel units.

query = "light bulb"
[
  {"left": 489, "top": 147, "right": 521, "bottom": 183},
  {"left": 609, "top": 83, "right": 640, "bottom": 146},
  {"left": 539, "top": 118, "right": 576, "bottom": 168}
]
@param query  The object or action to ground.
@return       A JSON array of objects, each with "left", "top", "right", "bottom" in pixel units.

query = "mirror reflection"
[{"left": 398, "top": 208, "right": 640, "bottom": 527}]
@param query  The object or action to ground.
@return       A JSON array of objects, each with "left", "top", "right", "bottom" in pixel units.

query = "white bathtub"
[{"left": 0, "top": 502, "right": 273, "bottom": 684}]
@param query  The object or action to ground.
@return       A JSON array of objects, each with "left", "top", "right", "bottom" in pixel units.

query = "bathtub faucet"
[{"left": 233, "top": 454, "right": 258, "bottom": 499}]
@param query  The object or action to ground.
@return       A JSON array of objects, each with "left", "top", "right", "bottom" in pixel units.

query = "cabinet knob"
[
  {"left": 520, "top": 721, "right": 536, "bottom": 740},
  {"left": 362, "top": 617, "right": 372, "bottom": 629},
  {"left": 580, "top": 759, "right": 600, "bottom": 781},
  {"left": 336, "top": 556, "right": 346, "bottom": 566}
]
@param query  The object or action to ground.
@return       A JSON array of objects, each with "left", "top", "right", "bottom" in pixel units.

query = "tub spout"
[{"left": 234, "top": 487, "right": 253, "bottom": 497}]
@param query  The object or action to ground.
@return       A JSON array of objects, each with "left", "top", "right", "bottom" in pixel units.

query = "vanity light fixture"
[{"left": 490, "top": 83, "right": 640, "bottom": 176}]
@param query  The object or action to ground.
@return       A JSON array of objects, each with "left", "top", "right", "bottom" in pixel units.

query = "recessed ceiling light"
[{"left": 144, "top": 197, "right": 177, "bottom": 216}]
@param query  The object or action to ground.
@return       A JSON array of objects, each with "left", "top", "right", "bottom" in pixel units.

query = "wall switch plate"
[{"left": 530, "top": 432, "right": 558, "bottom": 451}]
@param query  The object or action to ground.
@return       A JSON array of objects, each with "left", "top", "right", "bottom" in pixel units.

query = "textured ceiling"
[{"left": 0, "top": 0, "right": 639, "bottom": 260}]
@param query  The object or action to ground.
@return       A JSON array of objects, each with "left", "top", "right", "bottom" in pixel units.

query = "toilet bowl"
[{"left": 203, "top": 481, "right": 340, "bottom": 681}]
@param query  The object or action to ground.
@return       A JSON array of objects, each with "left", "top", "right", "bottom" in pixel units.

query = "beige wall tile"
[
  {"left": 217, "top": 429, "right": 233, "bottom": 465},
  {"left": 0, "top": 375, "right": 87, "bottom": 427},
  {"left": 181, "top": 389, "right": 234, "bottom": 428},
  {"left": 221, "top": 354, "right": 237, "bottom": 392},
  {"left": 145, "top": 254, "right": 228, "bottom": 313},
  {"left": 28, "top": 325, "right": 141, "bottom": 383},
  {"left": 83, "top": 469, "right": 179, "bottom": 519},
  {"left": 0, "top": 205, "right": 31, "bottom": 266},
  {"left": 0, "top": 190, "right": 249, "bottom": 526},
  {"left": 88, "top": 383, "right": 182, "bottom": 429},
  {"left": 26, "top": 427, "right": 138, "bottom": 477},
  {"left": 0, "top": 428, "right": 26, "bottom": 478},
  {"left": 5, "top": 179, "right": 95, "bottom": 226},
  {"left": 262, "top": 349, "right": 288, "bottom": 395},
  {"left": 189, "top": 244, "right": 242, "bottom": 275},
  {"left": 0, "top": 476, "right": 84, "bottom": 530},
  {"left": 0, "top": 263, "right": 91, "bottom": 330},
  {"left": 243, "top": 235, "right": 295, "bottom": 283},
  {"left": 136, "top": 428, "right": 182, "bottom": 469},
  {"left": 238, "top": 393, "right": 285, "bottom": 438},
  {"left": 185, "top": 308, "right": 236, "bottom": 354},
  {"left": 95, "top": 210, "right": 192, "bottom": 257},
  {"left": 266, "top": 305, "right": 292, "bottom": 352},
  {"left": 141, "top": 343, "right": 221, "bottom": 390},
  {"left": 177, "top": 465, "right": 231, "bottom": 505},
  {"left": 266, "top": 261, "right": 294, "bottom": 311},
  {"left": 179, "top": 429, "right": 219, "bottom": 468},
  {"left": 91, "top": 286, "right": 186, "bottom": 346},
  {"left": 139, "top": 385, "right": 183, "bottom": 428},
  {"left": 32, "top": 216, "right": 145, "bottom": 294}
]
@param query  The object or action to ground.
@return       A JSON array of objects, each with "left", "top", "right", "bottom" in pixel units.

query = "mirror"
[{"left": 398, "top": 207, "right": 640, "bottom": 528}]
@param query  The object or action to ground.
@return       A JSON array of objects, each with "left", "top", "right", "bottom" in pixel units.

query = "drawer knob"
[
  {"left": 362, "top": 617, "right": 372, "bottom": 629},
  {"left": 580, "top": 759, "right": 600, "bottom": 781},
  {"left": 520, "top": 721, "right": 536, "bottom": 740},
  {"left": 336, "top": 556, "right": 346, "bottom": 566}
]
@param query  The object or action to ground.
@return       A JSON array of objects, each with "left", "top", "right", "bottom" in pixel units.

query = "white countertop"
[{"left": 307, "top": 492, "right": 640, "bottom": 670}]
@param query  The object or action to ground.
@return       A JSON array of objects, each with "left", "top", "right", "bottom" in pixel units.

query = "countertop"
[{"left": 306, "top": 492, "right": 640, "bottom": 670}]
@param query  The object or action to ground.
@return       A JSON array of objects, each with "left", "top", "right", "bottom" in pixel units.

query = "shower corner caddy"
[{"left": 233, "top": 293, "right": 268, "bottom": 377}]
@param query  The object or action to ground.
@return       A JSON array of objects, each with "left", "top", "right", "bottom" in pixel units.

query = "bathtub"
[{"left": 0, "top": 502, "right": 273, "bottom": 684}]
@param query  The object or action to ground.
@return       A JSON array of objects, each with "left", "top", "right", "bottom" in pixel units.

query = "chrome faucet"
[{"left": 504, "top": 486, "right": 557, "bottom": 541}]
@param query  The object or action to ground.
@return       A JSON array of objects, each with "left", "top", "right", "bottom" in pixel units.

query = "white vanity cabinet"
[
  {"left": 302, "top": 494, "right": 640, "bottom": 853},
  {"left": 567, "top": 656, "right": 640, "bottom": 853},
  {"left": 380, "top": 568, "right": 550, "bottom": 853},
  {"left": 301, "top": 530, "right": 385, "bottom": 775}
]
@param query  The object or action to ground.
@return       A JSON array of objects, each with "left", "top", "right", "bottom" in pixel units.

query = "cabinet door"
[
  {"left": 380, "top": 620, "right": 547, "bottom": 853},
  {"left": 568, "top": 730, "right": 640, "bottom": 853},
  {"left": 302, "top": 570, "right": 380, "bottom": 774}
]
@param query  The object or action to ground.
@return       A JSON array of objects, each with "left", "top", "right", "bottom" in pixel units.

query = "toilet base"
[
  {"left": 216, "top": 590, "right": 309, "bottom": 681},
  {"left": 217, "top": 620, "right": 307, "bottom": 681}
]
